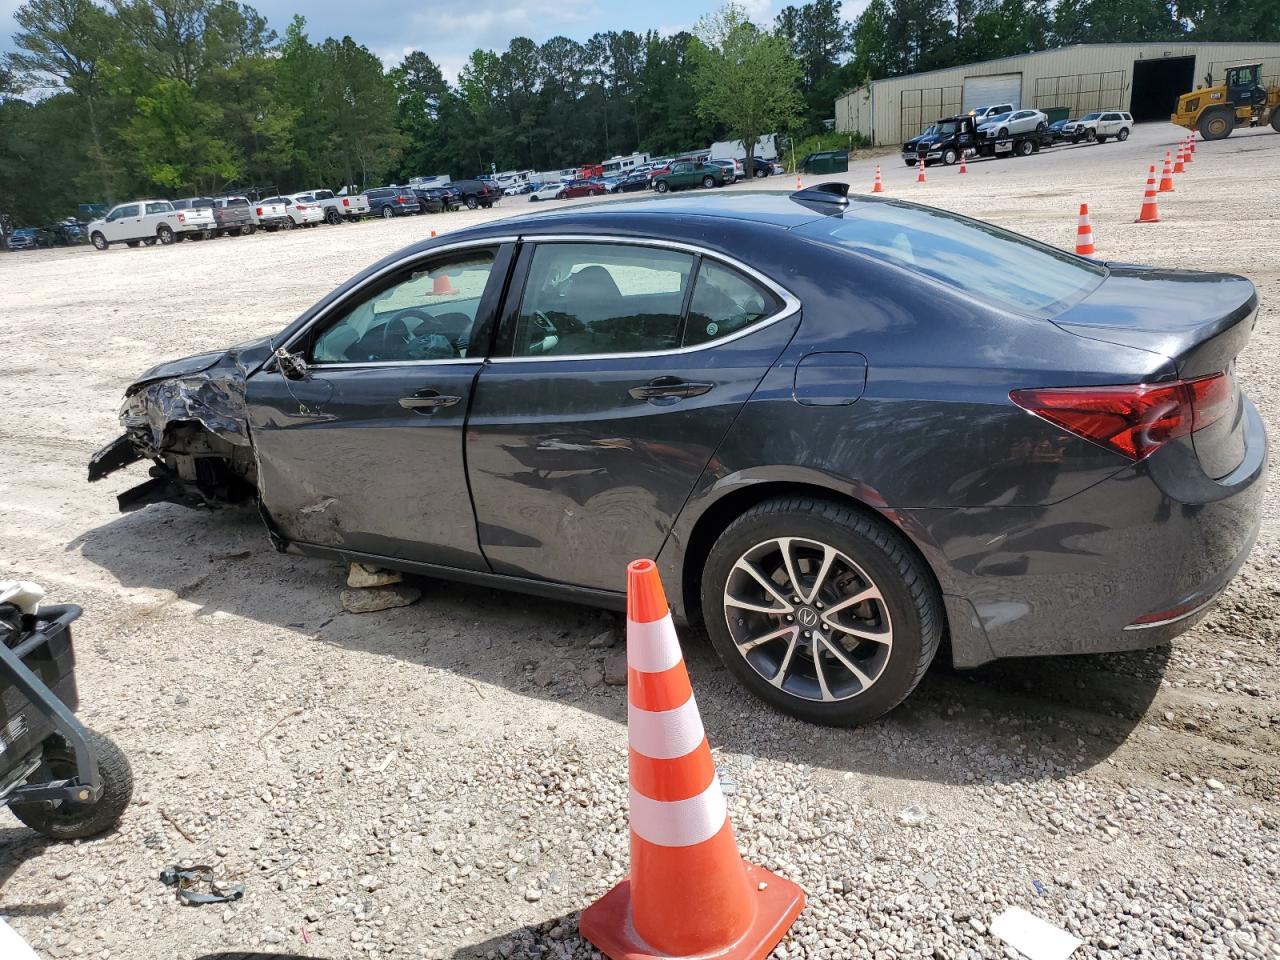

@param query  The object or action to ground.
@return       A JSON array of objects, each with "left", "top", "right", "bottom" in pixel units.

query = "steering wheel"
[
  {"left": 527, "top": 310, "right": 560, "bottom": 355},
  {"left": 379, "top": 314, "right": 413, "bottom": 359}
]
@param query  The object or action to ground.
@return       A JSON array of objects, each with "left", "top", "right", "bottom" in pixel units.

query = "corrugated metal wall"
[{"left": 836, "top": 43, "right": 1280, "bottom": 146}]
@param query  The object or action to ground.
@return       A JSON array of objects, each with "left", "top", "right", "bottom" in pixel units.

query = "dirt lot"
[{"left": 1, "top": 123, "right": 1278, "bottom": 960}]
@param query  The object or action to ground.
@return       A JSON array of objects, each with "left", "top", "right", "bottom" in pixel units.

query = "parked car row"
[
  {"left": 523, "top": 154, "right": 785, "bottom": 204},
  {"left": 902, "top": 105, "right": 1135, "bottom": 169}
]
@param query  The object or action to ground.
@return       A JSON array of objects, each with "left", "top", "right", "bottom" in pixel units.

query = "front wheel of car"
[
  {"left": 754, "top": 167, "right": 768, "bottom": 178},
  {"left": 381, "top": 206, "right": 394, "bottom": 219},
  {"left": 465, "top": 197, "right": 478, "bottom": 210},
  {"left": 91, "top": 232, "right": 108, "bottom": 250},
  {"left": 157, "top": 225, "right": 175, "bottom": 245},
  {"left": 656, "top": 181, "right": 669, "bottom": 193},
  {"left": 700, "top": 497, "right": 943, "bottom": 727}
]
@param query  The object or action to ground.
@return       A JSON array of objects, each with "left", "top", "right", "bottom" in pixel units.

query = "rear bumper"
[{"left": 909, "top": 398, "right": 1267, "bottom": 666}]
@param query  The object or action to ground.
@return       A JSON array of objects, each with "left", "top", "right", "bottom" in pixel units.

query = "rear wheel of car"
[
  {"left": 702, "top": 176, "right": 716, "bottom": 188},
  {"left": 284, "top": 218, "right": 297, "bottom": 230},
  {"left": 1036, "top": 120, "right": 1048, "bottom": 134},
  {"left": 942, "top": 148, "right": 958, "bottom": 165},
  {"left": 465, "top": 196, "right": 478, "bottom": 210},
  {"left": 239, "top": 224, "right": 256, "bottom": 236},
  {"left": 700, "top": 497, "right": 943, "bottom": 727},
  {"left": 656, "top": 180, "right": 669, "bottom": 193},
  {"left": 998, "top": 126, "right": 1009, "bottom": 138},
  {"left": 157, "top": 225, "right": 174, "bottom": 245},
  {"left": 326, "top": 208, "right": 342, "bottom": 224},
  {"left": 91, "top": 232, "right": 108, "bottom": 250},
  {"left": 381, "top": 206, "right": 394, "bottom": 219},
  {"left": 1118, "top": 127, "right": 1130, "bottom": 141}
]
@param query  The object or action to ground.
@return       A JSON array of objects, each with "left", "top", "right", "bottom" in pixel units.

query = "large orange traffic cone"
[
  {"left": 1172, "top": 148, "right": 1185, "bottom": 174},
  {"left": 1158, "top": 152, "right": 1175, "bottom": 192},
  {"left": 1075, "top": 203, "right": 1095, "bottom": 256},
  {"left": 958, "top": 155, "right": 967, "bottom": 174},
  {"left": 431, "top": 273, "right": 458, "bottom": 296},
  {"left": 872, "top": 165, "right": 883, "bottom": 193},
  {"left": 579, "top": 560, "right": 806, "bottom": 960},
  {"left": 1183, "top": 135, "right": 1194, "bottom": 162},
  {"left": 1136, "top": 165, "right": 1161, "bottom": 223},
  {"left": 916, "top": 157, "right": 926, "bottom": 183}
]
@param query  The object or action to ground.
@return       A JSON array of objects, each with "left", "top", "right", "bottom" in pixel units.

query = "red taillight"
[
  {"left": 398, "top": 195, "right": 411, "bottom": 203},
  {"left": 1010, "top": 372, "right": 1230, "bottom": 461},
  {"left": 177, "top": 212, "right": 186, "bottom": 223},
  {"left": 256, "top": 207, "right": 263, "bottom": 216},
  {"left": 296, "top": 204, "right": 307, "bottom": 210},
  {"left": 342, "top": 198, "right": 350, "bottom": 206}
]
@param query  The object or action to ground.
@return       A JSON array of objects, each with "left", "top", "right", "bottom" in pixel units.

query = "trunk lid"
[{"left": 1051, "top": 265, "right": 1259, "bottom": 479}]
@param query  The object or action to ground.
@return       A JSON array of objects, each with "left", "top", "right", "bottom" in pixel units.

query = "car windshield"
[
  {"left": 798, "top": 200, "right": 1106, "bottom": 317},
  {"left": 936, "top": 121, "right": 959, "bottom": 134},
  {"left": 919, "top": 124, "right": 938, "bottom": 137}
]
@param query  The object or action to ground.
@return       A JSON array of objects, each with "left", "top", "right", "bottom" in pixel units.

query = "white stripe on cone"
[
  {"left": 630, "top": 778, "right": 728, "bottom": 847},
  {"left": 627, "top": 613, "right": 682, "bottom": 673},
  {"left": 628, "top": 695, "right": 703, "bottom": 759}
]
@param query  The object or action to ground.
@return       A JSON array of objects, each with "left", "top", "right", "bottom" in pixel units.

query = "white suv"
[
  {"left": 88, "top": 200, "right": 182, "bottom": 250},
  {"left": 1063, "top": 111, "right": 1133, "bottom": 143},
  {"left": 970, "top": 103, "right": 1015, "bottom": 124}
]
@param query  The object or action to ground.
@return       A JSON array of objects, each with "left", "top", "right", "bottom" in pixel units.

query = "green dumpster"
[
  {"left": 801, "top": 150, "right": 849, "bottom": 175},
  {"left": 1043, "top": 106, "right": 1070, "bottom": 124}
]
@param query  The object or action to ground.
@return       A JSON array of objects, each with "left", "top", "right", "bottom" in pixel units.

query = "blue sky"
[{"left": 1, "top": 0, "right": 869, "bottom": 83}]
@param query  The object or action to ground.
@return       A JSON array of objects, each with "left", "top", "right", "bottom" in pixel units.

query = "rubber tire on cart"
[
  {"left": 1118, "top": 127, "right": 1130, "bottom": 141},
  {"left": 465, "top": 196, "right": 479, "bottom": 210},
  {"left": 157, "top": 224, "right": 175, "bottom": 244},
  {"left": 381, "top": 206, "right": 394, "bottom": 219},
  {"left": 1198, "top": 108, "right": 1234, "bottom": 141},
  {"left": 1016, "top": 139, "right": 1034, "bottom": 157},
  {"left": 9, "top": 728, "right": 134, "bottom": 840},
  {"left": 942, "top": 148, "right": 958, "bottom": 165},
  {"left": 700, "top": 497, "right": 943, "bottom": 727}
]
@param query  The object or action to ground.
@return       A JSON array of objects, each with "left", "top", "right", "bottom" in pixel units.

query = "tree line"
[{"left": 1, "top": 0, "right": 1274, "bottom": 226}]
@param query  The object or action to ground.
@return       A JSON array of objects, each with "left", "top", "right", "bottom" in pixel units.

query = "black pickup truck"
[{"left": 902, "top": 115, "right": 1055, "bottom": 167}]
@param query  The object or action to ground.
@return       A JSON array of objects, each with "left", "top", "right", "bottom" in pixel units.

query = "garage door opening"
[{"left": 1130, "top": 57, "right": 1195, "bottom": 122}]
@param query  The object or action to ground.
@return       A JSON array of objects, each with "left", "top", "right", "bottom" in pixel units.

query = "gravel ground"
[{"left": 1, "top": 122, "right": 1278, "bottom": 960}]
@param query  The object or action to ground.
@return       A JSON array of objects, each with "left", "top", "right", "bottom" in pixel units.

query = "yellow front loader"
[{"left": 1172, "top": 63, "right": 1280, "bottom": 140}]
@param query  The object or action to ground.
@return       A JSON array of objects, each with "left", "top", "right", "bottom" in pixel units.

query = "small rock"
[
  {"left": 588, "top": 629, "right": 619, "bottom": 649},
  {"left": 531, "top": 663, "right": 555, "bottom": 688},
  {"left": 919, "top": 872, "right": 938, "bottom": 890},
  {"left": 582, "top": 667, "right": 604, "bottom": 688},
  {"left": 347, "top": 562, "right": 402, "bottom": 589},
  {"left": 897, "top": 804, "right": 928, "bottom": 826},
  {"left": 53, "top": 865, "right": 74, "bottom": 880},
  {"left": 1206, "top": 778, "right": 1225, "bottom": 791},
  {"left": 341, "top": 585, "right": 421, "bottom": 614},
  {"left": 604, "top": 651, "right": 628, "bottom": 686},
  {"left": 524, "top": 888, "right": 542, "bottom": 902}
]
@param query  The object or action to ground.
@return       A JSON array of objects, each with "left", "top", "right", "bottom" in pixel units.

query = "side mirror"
[{"left": 275, "top": 346, "right": 309, "bottom": 381}]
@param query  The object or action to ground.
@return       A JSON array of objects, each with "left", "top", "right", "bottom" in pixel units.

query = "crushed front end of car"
[{"left": 87, "top": 342, "right": 267, "bottom": 512}]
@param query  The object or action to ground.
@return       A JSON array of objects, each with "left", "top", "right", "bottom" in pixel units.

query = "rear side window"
[
  {"left": 224, "top": 197, "right": 249, "bottom": 207},
  {"left": 684, "top": 262, "right": 779, "bottom": 347},
  {"left": 799, "top": 201, "right": 1105, "bottom": 316},
  {"left": 145, "top": 202, "right": 171, "bottom": 214}
]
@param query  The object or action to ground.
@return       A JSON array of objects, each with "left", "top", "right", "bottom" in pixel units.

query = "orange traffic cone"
[
  {"left": 796, "top": 175, "right": 803, "bottom": 190},
  {"left": 579, "top": 559, "right": 806, "bottom": 960},
  {"left": 916, "top": 157, "right": 926, "bottom": 183},
  {"left": 1188, "top": 135, "right": 1196, "bottom": 155},
  {"left": 1172, "top": 148, "right": 1185, "bottom": 174},
  {"left": 958, "top": 155, "right": 967, "bottom": 174},
  {"left": 1136, "top": 165, "right": 1161, "bottom": 223},
  {"left": 431, "top": 273, "right": 457, "bottom": 296},
  {"left": 1183, "top": 135, "right": 1194, "bottom": 162},
  {"left": 1075, "top": 203, "right": 1095, "bottom": 256},
  {"left": 1158, "top": 152, "right": 1175, "bottom": 192},
  {"left": 430, "top": 229, "right": 437, "bottom": 238},
  {"left": 872, "top": 165, "right": 883, "bottom": 193}
]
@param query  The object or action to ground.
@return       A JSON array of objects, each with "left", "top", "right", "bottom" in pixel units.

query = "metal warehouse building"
[{"left": 836, "top": 42, "right": 1280, "bottom": 146}]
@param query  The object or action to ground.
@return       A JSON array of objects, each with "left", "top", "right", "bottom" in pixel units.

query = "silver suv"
[{"left": 1062, "top": 111, "right": 1133, "bottom": 143}]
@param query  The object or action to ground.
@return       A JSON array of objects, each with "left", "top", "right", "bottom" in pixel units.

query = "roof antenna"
[{"left": 790, "top": 181, "right": 850, "bottom": 214}]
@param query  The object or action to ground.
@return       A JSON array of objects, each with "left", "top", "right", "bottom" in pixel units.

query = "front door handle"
[
  {"left": 399, "top": 390, "right": 461, "bottom": 411},
  {"left": 628, "top": 376, "right": 714, "bottom": 401}
]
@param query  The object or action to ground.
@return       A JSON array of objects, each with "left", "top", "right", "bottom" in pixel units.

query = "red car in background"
[{"left": 561, "top": 179, "right": 607, "bottom": 199}]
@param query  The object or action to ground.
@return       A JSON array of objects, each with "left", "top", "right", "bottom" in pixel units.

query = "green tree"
[
  {"left": 775, "top": 0, "right": 850, "bottom": 125},
  {"left": 689, "top": 3, "right": 803, "bottom": 177}
]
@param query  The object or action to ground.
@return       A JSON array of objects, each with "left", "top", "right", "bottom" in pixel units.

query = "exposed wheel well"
[{"left": 678, "top": 481, "right": 945, "bottom": 634}]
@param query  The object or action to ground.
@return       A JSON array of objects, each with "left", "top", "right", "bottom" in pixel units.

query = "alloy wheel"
[{"left": 722, "top": 537, "right": 893, "bottom": 702}]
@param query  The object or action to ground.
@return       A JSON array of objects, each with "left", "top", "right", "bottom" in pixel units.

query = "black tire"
[
  {"left": 1086, "top": 128, "right": 1097, "bottom": 142},
  {"left": 126, "top": 240, "right": 140, "bottom": 248},
  {"left": 1198, "top": 108, "right": 1234, "bottom": 141},
  {"left": 998, "top": 126, "right": 1009, "bottom": 138},
  {"left": 465, "top": 197, "right": 478, "bottom": 210},
  {"left": 91, "top": 232, "right": 107, "bottom": 250},
  {"left": 1096, "top": 135, "right": 1108, "bottom": 144},
  {"left": 754, "top": 167, "right": 768, "bottom": 178},
  {"left": 381, "top": 206, "right": 394, "bottom": 219},
  {"left": 700, "top": 497, "right": 943, "bottom": 727},
  {"left": 284, "top": 217, "right": 297, "bottom": 230},
  {"left": 326, "top": 208, "right": 342, "bottom": 224},
  {"left": 1036, "top": 120, "right": 1048, "bottom": 134},
  {"left": 240, "top": 224, "right": 256, "bottom": 236},
  {"left": 942, "top": 148, "right": 958, "bottom": 165},
  {"left": 529, "top": 194, "right": 541, "bottom": 202},
  {"left": 10, "top": 729, "right": 133, "bottom": 840},
  {"left": 702, "top": 175, "right": 715, "bottom": 188},
  {"left": 157, "top": 224, "right": 175, "bottom": 245},
  {"left": 1016, "top": 139, "right": 1034, "bottom": 156},
  {"left": 1118, "top": 127, "right": 1130, "bottom": 141},
  {"left": 656, "top": 180, "right": 669, "bottom": 193}
]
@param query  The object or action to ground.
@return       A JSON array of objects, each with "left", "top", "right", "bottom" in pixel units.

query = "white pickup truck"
[
  {"left": 303, "top": 188, "right": 371, "bottom": 224},
  {"left": 249, "top": 198, "right": 293, "bottom": 232},
  {"left": 170, "top": 198, "right": 218, "bottom": 241}
]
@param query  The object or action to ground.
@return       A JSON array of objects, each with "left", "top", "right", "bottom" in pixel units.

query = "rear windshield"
[
  {"left": 797, "top": 201, "right": 1105, "bottom": 317},
  {"left": 222, "top": 197, "right": 249, "bottom": 207}
]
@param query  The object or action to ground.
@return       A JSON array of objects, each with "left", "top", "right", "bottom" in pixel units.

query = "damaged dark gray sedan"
[{"left": 90, "top": 187, "right": 1266, "bottom": 726}]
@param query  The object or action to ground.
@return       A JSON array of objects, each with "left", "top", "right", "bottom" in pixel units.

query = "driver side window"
[{"left": 311, "top": 250, "right": 496, "bottom": 365}]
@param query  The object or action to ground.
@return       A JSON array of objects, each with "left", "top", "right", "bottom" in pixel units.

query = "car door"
[
  {"left": 106, "top": 204, "right": 142, "bottom": 241},
  {"left": 465, "top": 238, "right": 801, "bottom": 592},
  {"left": 246, "top": 240, "right": 515, "bottom": 569}
]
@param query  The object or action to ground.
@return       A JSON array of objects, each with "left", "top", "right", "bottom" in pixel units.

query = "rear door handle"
[
  {"left": 399, "top": 389, "right": 461, "bottom": 411},
  {"left": 628, "top": 376, "right": 715, "bottom": 401}
]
